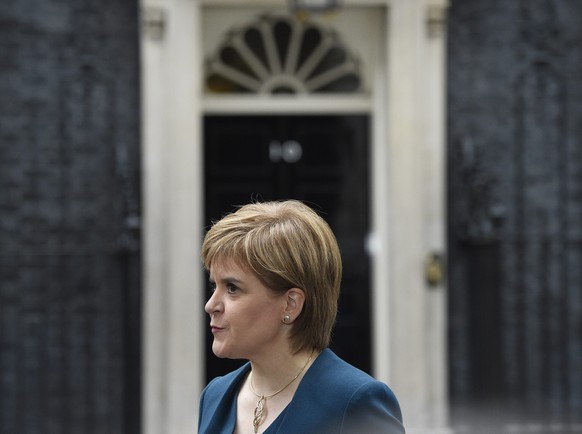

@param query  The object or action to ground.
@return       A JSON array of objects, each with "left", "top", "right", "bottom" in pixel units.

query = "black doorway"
[{"left": 203, "top": 114, "right": 371, "bottom": 382}]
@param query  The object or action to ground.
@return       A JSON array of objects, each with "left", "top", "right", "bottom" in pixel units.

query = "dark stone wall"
[
  {"left": 0, "top": 1, "right": 141, "bottom": 433},
  {"left": 448, "top": 0, "right": 582, "bottom": 425}
]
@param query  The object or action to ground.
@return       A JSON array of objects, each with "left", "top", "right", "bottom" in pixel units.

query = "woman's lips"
[{"left": 210, "top": 325, "right": 224, "bottom": 334}]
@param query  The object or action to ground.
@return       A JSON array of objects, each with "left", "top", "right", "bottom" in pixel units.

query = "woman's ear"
[{"left": 283, "top": 288, "right": 305, "bottom": 321}]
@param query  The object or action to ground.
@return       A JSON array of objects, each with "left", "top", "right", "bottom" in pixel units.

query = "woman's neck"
[{"left": 248, "top": 347, "right": 317, "bottom": 394}]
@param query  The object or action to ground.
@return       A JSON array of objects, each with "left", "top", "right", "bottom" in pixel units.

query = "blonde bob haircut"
[{"left": 201, "top": 200, "right": 342, "bottom": 353}]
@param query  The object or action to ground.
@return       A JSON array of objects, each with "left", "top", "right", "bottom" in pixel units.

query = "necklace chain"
[{"left": 248, "top": 350, "right": 314, "bottom": 433}]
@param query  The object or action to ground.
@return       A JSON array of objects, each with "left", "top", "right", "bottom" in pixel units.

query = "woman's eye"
[
  {"left": 226, "top": 283, "right": 239, "bottom": 294},
  {"left": 208, "top": 281, "right": 239, "bottom": 294}
]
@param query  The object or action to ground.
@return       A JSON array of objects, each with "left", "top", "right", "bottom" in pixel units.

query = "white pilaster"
[
  {"left": 141, "top": 1, "right": 204, "bottom": 433},
  {"left": 379, "top": 0, "right": 451, "bottom": 432}
]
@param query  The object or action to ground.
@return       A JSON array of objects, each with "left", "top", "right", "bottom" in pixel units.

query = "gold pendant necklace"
[{"left": 249, "top": 350, "right": 314, "bottom": 433}]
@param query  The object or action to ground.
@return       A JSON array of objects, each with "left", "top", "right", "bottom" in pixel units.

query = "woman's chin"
[{"left": 211, "top": 343, "right": 231, "bottom": 359}]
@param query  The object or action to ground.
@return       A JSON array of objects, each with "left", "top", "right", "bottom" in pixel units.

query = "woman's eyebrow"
[{"left": 210, "top": 276, "right": 244, "bottom": 285}]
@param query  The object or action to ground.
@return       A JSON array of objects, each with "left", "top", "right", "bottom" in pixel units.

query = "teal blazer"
[{"left": 198, "top": 349, "right": 405, "bottom": 434}]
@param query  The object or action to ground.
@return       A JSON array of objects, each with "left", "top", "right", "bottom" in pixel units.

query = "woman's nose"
[{"left": 205, "top": 290, "right": 223, "bottom": 315}]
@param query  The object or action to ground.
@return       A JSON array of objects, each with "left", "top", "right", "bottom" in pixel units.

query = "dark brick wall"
[
  {"left": 448, "top": 0, "right": 582, "bottom": 427},
  {"left": 0, "top": 1, "right": 141, "bottom": 433}
]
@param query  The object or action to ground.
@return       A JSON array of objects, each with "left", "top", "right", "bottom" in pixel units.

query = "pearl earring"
[{"left": 283, "top": 315, "right": 291, "bottom": 324}]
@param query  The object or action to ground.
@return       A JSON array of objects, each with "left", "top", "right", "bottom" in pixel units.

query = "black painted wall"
[
  {"left": 0, "top": 1, "right": 142, "bottom": 433},
  {"left": 448, "top": 0, "right": 582, "bottom": 427}
]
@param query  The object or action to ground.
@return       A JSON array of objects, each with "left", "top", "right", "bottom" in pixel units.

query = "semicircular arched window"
[{"left": 205, "top": 14, "right": 364, "bottom": 95}]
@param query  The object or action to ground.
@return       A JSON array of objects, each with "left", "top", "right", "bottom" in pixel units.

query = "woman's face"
[{"left": 205, "top": 257, "right": 288, "bottom": 360}]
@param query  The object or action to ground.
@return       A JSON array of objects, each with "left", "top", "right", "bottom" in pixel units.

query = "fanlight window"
[{"left": 205, "top": 15, "right": 363, "bottom": 95}]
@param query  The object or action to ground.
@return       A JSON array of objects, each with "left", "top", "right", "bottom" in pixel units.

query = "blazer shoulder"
[
  {"left": 342, "top": 380, "right": 404, "bottom": 433},
  {"left": 294, "top": 350, "right": 404, "bottom": 434},
  {"left": 312, "top": 350, "right": 386, "bottom": 393}
]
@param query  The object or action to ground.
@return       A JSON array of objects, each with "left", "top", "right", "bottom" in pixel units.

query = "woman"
[{"left": 198, "top": 200, "right": 405, "bottom": 434}]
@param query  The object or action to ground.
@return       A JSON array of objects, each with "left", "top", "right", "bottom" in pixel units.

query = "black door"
[{"left": 204, "top": 115, "right": 371, "bottom": 382}]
